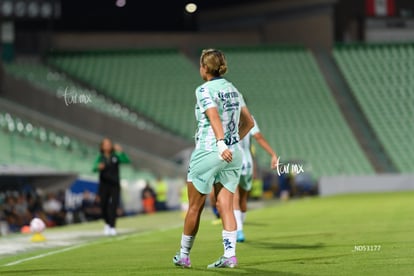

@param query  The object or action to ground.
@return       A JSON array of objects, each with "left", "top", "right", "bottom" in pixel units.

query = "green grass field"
[{"left": 0, "top": 192, "right": 413, "bottom": 275}]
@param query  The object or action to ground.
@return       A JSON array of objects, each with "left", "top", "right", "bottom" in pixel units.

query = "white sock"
[
  {"left": 241, "top": 212, "right": 246, "bottom": 224},
  {"left": 222, "top": 230, "right": 236, "bottom": 258},
  {"left": 234, "top": 210, "right": 243, "bottom": 231},
  {"left": 180, "top": 234, "right": 194, "bottom": 258}
]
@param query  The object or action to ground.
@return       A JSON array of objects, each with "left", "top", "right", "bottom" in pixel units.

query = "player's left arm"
[{"left": 253, "top": 132, "right": 278, "bottom": 169}]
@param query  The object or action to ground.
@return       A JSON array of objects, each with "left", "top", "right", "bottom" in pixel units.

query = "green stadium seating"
[
  {"left": 334, "top": 43, "right": 414, "bottom": 173},
  {"left": 46, "top": 47, "right": 375, "bottom": 177},
  {"left": 0, "top": 111, "right": 144, "bottom": 180},
  {"left": 223, "top": 46, "right": 374, "bottom": 177},
  {"left": 47, "top": 49, "right": 200, "bottom": 138},
  {"left": 0, "top": 111, "right": 92, "bottom": 176},
  {"left": 3, "top": 60, "right": 160, "bottom": 132}
]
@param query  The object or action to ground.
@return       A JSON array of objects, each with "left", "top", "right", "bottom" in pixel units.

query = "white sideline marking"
[
  {"left": 4, "top": 244, "right": 85, "bottom": 266},
  {"left": 2, "top": 223, "right": 182, "bottom": 267}
]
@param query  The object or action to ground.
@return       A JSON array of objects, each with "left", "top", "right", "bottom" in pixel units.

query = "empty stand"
[
  {"left": 47, "top": 49, "right": 200, "bottom": 139},
  {"left": 0, "top": 111, "right": 142, "bottom": 180},
  {"left": 334, "top": 43, "right": 414, "bottom": 173},
  {"left": 224, "top": 46, "right": 374, "bottom": 176},
  {"left": 45, "top": 47, "right": 376, "bottom": 177},
  {"left": 3, "top": 60, "right": 160, "bottom": 133}
]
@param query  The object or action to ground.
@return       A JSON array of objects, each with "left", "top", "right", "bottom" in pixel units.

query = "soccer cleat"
[
  {"left": 207, "top": 256, "right": 237, "bottom": 268},
  {"left": 104, "top": 224, "right": 110, "bottom": 236},
  {"left": 237, "top": 230, "right": 245, "bottom": 242},
  {"left": 173, "top": 253, "right": 192, "bottom": 268},
  {"left": 109, "top": 227, "right": 117, "bottom": 236}
]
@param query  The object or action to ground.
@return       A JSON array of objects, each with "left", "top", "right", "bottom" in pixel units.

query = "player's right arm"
[
  {"left": 196, "top": 85, "right": 233, "bottom": 162},
  {"left": 92, "top": 155, "right": 105, "bottom": 172},
  {"left": 205, "top": 107, "right": 233, "bottom": 163}
]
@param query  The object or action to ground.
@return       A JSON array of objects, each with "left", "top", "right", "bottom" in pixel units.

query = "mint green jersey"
[
  {"left": 194, "top": 77, "right": 245, "bottom": 151},
  {"left": 239, "top": 117, "right": 260, "bottom": 175}
]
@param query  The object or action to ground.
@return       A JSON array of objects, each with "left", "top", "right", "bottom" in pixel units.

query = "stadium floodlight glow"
[
  {"left": 185, "top": 3, "right": 197, "bottom": 14},
  {"left": 115, "top": 0, "right": 126, "bottom": 8}
]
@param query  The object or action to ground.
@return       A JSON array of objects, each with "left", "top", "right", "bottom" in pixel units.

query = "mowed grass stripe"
[{"left": 0, "top": 192, "right": 412, "bottom": 275}]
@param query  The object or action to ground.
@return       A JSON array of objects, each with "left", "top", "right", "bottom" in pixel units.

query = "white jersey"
[
  {"left": 239, "top": 117, "right": 260, "bottom": 176},
  {"left": 194, "top": 77, "right": 245, "bottom": 151}
]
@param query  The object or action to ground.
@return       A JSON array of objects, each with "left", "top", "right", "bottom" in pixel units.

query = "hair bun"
[{"left": 218, "top": 64, "right": 227, "bottom": 75}]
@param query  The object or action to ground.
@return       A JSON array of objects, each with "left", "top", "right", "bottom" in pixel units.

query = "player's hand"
[
  {"left": 217, "top": 140, "right": 232, "bottom": 163},
  {"left": 221, "top": 149, "right": 233, "bottom": 163},
  {"left": 113, "top": 143, "right": 122, "bottom": 152},
  {"left": 98, "top": 163, "right": 105, "bottom": 170},
  {"left": 270, "top": 155, "right": 278, "bottom": 170}
]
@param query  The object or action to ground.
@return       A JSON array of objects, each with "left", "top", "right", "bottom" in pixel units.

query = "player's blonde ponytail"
[{"left": 200, "top": 49, "right": 228, "bottom": 76}]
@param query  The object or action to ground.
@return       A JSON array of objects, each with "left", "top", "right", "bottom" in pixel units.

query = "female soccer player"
[
  {"left": 173, "top": 49, "right": 254, "bottom": 269},
  {"left": 93, "top": 138, "right": 130, "bottom": 236},
  {"left": 234, "top": 117, "right": 278, "bottom": 242}
]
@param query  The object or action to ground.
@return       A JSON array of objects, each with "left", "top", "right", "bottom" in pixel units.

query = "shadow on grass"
[
  {"left": 273, "top": 232, "right": 335, "bottom": 239},
  {"left": 247, "top": 240, "right": 324, "bottom": 250},
  {"left": 190, "top": 267, "right": 302, "bottom": 275},
  {"left": 244, "top": 221, "right": 270, "bottom": 227},
  {"left": 276, "top": 253, "right": 351, "bottom": 264}
]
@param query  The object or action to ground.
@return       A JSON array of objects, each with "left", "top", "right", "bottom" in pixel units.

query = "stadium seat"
[
  {"left": 0, "top": 111, "right": 145, "bottom": 180},
  {"left": 45, "top": 47, "right": 376, "bottom": 177},
  {"left": 334, "top": 43, "right": 414, "bottom": 173},
  {"left": 3, "top": 60, "right": 160, "bottom": 132},
  {"left": 47, "top": 49, "right": 200, "bottom": 138},
  {"left": 223, "top": 46, "right": 374, "bottom": 177}
]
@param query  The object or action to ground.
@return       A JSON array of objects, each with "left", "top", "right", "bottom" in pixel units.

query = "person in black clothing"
[
  {"left": 81, "top": 190, "right": 101, "bottom": 221},
  {"left": 93, "top": 138, "right": 130, "bottom": 236}
]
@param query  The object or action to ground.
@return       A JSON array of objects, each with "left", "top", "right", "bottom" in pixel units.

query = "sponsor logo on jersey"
[{"left": 218, "top": 91, "right": 238, "bottom": 100}]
